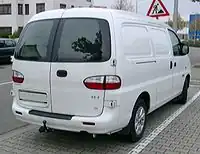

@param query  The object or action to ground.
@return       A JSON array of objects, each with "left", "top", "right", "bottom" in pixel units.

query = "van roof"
[{"left": 29, "top": 8, "right": 172, "bottom": 30}]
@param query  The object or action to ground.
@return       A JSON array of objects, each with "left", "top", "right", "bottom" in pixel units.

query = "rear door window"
[
  {"left": 168, "top": 30, "right": 181, "bottom": 56},
  {"left": 14, "top": 19, "right": 59, "bottom": 61},
  {"left": 52, "top": 18, "right": 111, "bottom": 62}
]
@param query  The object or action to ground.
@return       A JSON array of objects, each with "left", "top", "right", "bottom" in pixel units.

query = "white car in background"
[{"left": 11, "top": 38, "right": 18, "bottom": 63}]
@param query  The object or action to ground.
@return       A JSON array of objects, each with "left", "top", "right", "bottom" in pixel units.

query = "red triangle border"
[{"left": 147, "top": 0, "right": 170, "bottom": 18}]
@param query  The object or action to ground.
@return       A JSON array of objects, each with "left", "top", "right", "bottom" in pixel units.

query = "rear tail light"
[
  {"left": 12, "top": 70, "right": 24, "bottom": 83},
  {"left": 83, "top": 75, "right": 121, "bottom": 90}
]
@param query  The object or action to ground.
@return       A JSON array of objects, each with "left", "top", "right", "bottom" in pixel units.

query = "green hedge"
[
  {"left": 182, "top": 40, "right": 200, "bottom": 48},
  {"left": 0, "top": 33, "right": 10, "bottom": 38},
  {"left": 9, "top": 29, "right": 21, "bottom": 39},
  {"left": 0, "top": 28, "right": 22, "bottom": 39},
  {"left": 187, "top": 40, "right": 200, "bottom": 48}
]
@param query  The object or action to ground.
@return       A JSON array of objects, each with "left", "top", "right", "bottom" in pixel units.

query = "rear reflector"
[
  {"left": 84, "top": 75, "right": 121, "bottom": 90},
  {"left": 12, "top": 70, "right": 24, "bottom": 83},
  {"left": 82, "top": 122, "right": 95, "bottom": 126},
  {"left": 15, "top": 111, "right": 22, "bottom": 115}
]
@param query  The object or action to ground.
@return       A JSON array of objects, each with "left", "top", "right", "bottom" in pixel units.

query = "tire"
[
  {"left": 126, "top": 99, "right": 147, "bottom": 142},
  {"left": 178, "top": 79, "right": 189, "bottom": 104}
]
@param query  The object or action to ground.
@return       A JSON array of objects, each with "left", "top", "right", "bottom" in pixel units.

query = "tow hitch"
[{"left": 39, "top": 120, "right": 53, "bottom": 133}]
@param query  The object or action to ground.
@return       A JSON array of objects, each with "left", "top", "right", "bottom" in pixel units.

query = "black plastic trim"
[
  {"left": 16, "top": 111, "right": 22, "bottom": 115},
  {"left": 82, "top": 122, "right": 95, "bottom": 126},
  {"left": 19, "top": 89, "right": 47, "bottom": 95},
  {"left": 29, "top": 110, "right": 74, "bottom": 120}
]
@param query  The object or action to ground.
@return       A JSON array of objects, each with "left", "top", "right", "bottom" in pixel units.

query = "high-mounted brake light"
[
  {"left": 84, "top": 75, "right": 121, "bottom": 90},
  {"left": 12, "top": 70, "right": 24, "bottom": 83}
]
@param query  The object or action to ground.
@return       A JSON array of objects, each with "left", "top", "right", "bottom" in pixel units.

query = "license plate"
[{"left": 19, "top": 90, "right": 47, "bottom": 103}]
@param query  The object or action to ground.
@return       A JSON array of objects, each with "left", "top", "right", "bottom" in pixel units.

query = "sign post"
[{"left": 147, "top": 0, "right": 169, "bottom": 19}]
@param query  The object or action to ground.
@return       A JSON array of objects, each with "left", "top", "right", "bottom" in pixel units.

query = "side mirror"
[{"left": 181, "top": 42, "right": 189, "bottom": 55}]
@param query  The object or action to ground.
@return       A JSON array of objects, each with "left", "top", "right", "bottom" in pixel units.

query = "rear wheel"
[
  {"left": 127, "top": 99, "right": 147, "bottom": 142},
  {"left": 178, "top": 79, "right": 189, "bottom": 104}
]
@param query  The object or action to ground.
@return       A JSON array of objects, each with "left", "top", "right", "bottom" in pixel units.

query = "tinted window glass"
[
  {"left": 18, "top": 4, "right": 23, "bottom": 15},
  {"left": 36, "top": 3, "right": 45, "bottom": 14},
  {"left": 15, "top": 19, "right": 58, "bottom": 61},
  {"left": 60, "top": 4, "right": 66, "bottom": 9},
  {"left": 53, "top": 18, "right": 111, "bottom": 62},
  {"left": 25, "top": 4, "right": 29, "bottom": 15},
  {"left": 168, "top": 30, "right": 181, "bottom": 56},
  {"left": 0, "top": 4, "right": 11, "bottom": 15}
]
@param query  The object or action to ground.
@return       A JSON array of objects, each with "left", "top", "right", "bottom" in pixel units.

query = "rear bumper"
[{"left": 12, "top": 100, "right": 121, "bottom": 134}]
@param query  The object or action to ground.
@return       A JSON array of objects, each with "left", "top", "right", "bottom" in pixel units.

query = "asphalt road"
[
  {"left": 0, "top": 47, "right": 199, "bottom": 137},
  {"left": 0, "top": 65, "right": 26, "bottom": 135},
  {"left": 189, "top": 47, "right": 200, "bottom": 66}
]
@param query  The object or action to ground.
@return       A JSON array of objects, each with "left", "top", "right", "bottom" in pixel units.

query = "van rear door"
[
  {"left": 12, "top": 19, "right": 60, "bottom": 112},
  {"left": 50, "top": 18, "right": 115, "bottom": 117}
]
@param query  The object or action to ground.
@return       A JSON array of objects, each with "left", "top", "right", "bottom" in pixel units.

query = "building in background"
[{"left": 0, "top": 0, "right": 93, "bottom": 35}]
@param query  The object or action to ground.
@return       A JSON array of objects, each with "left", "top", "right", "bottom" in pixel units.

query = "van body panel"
[
  {"left": 172, "top": 55, "right": 191, "bottom": 96},
  {"left": 28, "top": 9, "right": 65, "bottom": 23},
  {"left": 148, "top": 27, "right": 174, "bottom": 106},
  {"left": 12, "top": 17, "right": 61, "bottom": 112},
  {"left": 12, "top": 60, "right": 52, "bottom": 112},
  {"left": 11, "top": 8, "right": 191, "bottom": 135},
  {"left": 50, "top": 14, "right": 115, "bottom": 116},
  {"left": 51, "top": 63, "right": 115, "bottom": 117},
  {"left": 113, "top": 19, "right": 158, "bottom": 126},
  {"left": 167, "top": 29, "right": 192, "bottom": 96}
]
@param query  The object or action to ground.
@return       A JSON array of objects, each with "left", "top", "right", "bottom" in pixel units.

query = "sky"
[{"left": 93, "top": 0, "right": 200, "bottom": 21}]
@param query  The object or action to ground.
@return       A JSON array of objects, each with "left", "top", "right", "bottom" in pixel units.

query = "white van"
[{"left": 11, "top": 8, "right": 191, "bottom": 142}]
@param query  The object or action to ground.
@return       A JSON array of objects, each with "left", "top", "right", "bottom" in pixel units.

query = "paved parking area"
[
  {"left": 0, "top": 64, "right": 12, "bottom": 83},
  {"left": 139, "top": 96, "right": 200, "bottom": 154},
  {"left": 0, "top": 65, "right": 26, "bottom": 135},
  {"left": 0, "top": 53, "right": 200, "bottom": 154},
  {"left": 0, "top": 86, "right": 199, "bottom": 154}
]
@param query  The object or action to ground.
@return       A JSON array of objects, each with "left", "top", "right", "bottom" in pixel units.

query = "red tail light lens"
[
  {"left": 12, "top": 70, "right": 24, "bottom": 83},
  {"left": 84, "top": 75, "right": 121, "bottom": 90},
  {"left": 104, "top": 76, "right": 121, "bottom": 90}
]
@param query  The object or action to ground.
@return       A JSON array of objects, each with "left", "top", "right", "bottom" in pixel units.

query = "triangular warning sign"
[{"left": 147, "top": 0, "right": 169, "bottom": 18}]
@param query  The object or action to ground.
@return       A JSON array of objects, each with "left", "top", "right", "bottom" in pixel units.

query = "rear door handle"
[
  {"left": 170, "top": 61, "right": 173, "bottom": 69},
  {"left": 57, "top": 70, "right": 67, "bottom": 77},
  {"left": 174, "top": 62, "right": 177, "bottom": 67}
]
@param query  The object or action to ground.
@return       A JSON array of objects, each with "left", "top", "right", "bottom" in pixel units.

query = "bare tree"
[
  {"left": 112, "top": 0, "right": 135, "bottom": 12},
  {"left": 166, "top": 13, "right": 187, "bottom": 30}
]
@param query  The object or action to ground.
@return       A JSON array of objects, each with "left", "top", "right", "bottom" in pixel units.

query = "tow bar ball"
[
  {"left": 38, "top": 120, "right": 97, "bottom": 139},
  {"left": 39, "top": 120, "right": 53, "bottom": 133}
]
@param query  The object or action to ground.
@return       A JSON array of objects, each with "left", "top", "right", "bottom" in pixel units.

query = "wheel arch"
[
  {"left": 119, "top": 91, "right": 151, "bottom": 135},
  {"left": 137, "top": 91, "right": 150, "bottom": 113},
  {"left": 186, "top": 74, "right": 190, "bottom": 88}
]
